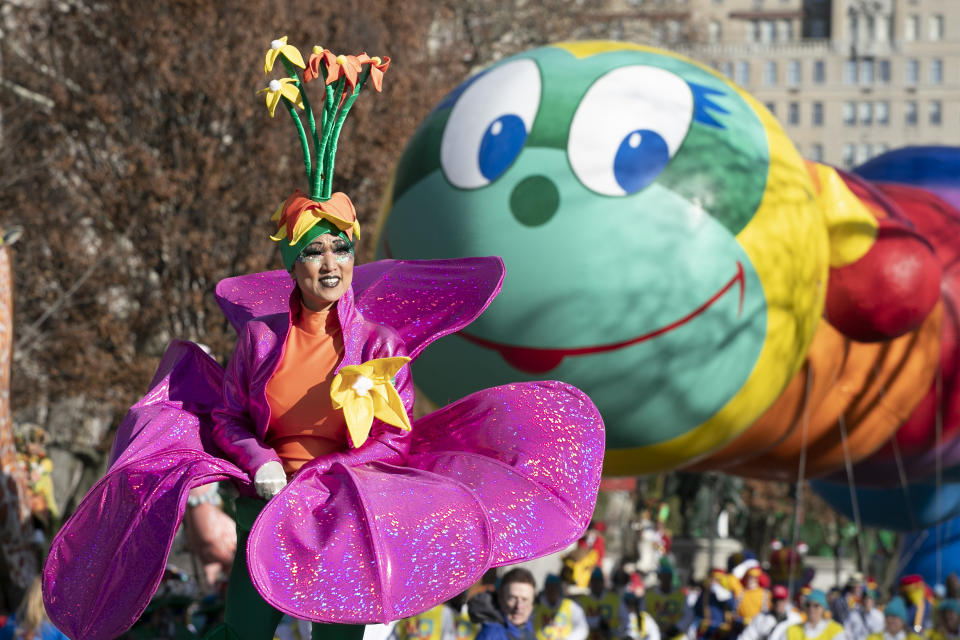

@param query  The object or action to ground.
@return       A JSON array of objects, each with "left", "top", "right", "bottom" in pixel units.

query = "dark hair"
[{"left": 500, "top": 568, "right": 536, "bottom": 592}]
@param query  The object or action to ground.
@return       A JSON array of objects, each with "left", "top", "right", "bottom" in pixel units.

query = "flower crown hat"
[{"left": 259, "top": 37, "right": 389, "bottom": 270}]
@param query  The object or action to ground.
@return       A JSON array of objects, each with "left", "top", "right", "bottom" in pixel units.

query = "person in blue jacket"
[{"left": 471, "top": 569, "right": 538, "bottom": 640}]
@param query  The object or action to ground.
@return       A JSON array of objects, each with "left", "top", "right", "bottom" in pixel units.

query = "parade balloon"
[
  {"left": 898, "top": 514, "right": 960, "bottom": 584},
  {"left": 820, "top": 178, "right": 960, "bottom": 486},
  {"left": 378, "top": 41, "right": 886, "bottom": 474},
  {"left": 702, "top": 170, "right": 951, "bottom": 481},
  {"left": 812, "top": 478, "right": 960, "bottom": 532},
  {"left": 857, "top": 146, "right": 960, "bottom": 211}
]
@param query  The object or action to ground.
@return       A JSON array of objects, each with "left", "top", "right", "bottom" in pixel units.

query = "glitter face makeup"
[{"left": 297, "top": 237, "right": 355, "bottom": 264}]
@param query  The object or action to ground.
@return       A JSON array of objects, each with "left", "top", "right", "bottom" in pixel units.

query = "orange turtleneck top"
[{"left": 264, "top": 304, "right": 348, "bottom": 474}]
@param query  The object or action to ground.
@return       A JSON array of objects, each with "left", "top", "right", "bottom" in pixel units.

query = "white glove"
[{"left": 253, "top": 461, "right": 287, "bottom": 499}]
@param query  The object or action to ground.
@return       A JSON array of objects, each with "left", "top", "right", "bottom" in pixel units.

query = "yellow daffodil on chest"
[{"left": 330, "top": 357, "right": 412, "bottom": 447}]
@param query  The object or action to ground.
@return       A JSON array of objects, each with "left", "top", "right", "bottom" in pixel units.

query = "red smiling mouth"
[{"left": 459, "top": 261, "right": 746, "bottom": 373}]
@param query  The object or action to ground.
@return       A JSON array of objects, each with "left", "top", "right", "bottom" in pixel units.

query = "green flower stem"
[
  {"left": 281, "top": 97, "right": 311, "bottom": 180},
  {"left": 317, "top": 76, "right": 345, "bottom": 198},
  {"left": 310, "top": 58, "right": 333, "bottom": 199},
  {"left": 280, "top": 57, "right": 321, "bottom": 193},
  {"left": 322, "top": 67, "right": 371, "bottom": 200}
]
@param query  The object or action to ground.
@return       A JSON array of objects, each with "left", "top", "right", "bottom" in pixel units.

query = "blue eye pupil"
[
  {"left": 613, "top": 129, "right": 670, "bottom": 195},
  {"left": 478, "top": 114, "right": 527, "bottom": 182}
]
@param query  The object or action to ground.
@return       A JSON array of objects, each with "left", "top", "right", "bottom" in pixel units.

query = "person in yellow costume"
[
  {"left": 928, "top": 600, "right": 960, "bottom": 640},
  {"left": 740, "top": 586, "right": 802, "bottom": 640},
  {"left": 645, "top": 564, "right": 691, "bottom": 640},
  {"left": 576, "top": 569, "right": 630, "bottom": 640},
  {"left": 564, "top": 547, "right": 601, "bottom": 590},
  {"left": 737, "top": 568, "right": 771, "bottom": 625},
  {"left": 396, "top": 603, "right": 457, "bottom": 640},
  {"left": 866, "top": 597, "right": 924, "bottom": 640},
  {"left": 624, "top": 592, "right": 660, "bottom": 640},
  {"left": 453, "top": 599, "right": 480, "bottom": 640},
  {"left": 535, "top": 575, "right": 588, "bottom": 640},
  {"left": 787, "top": 591, "right": 846, "bottom": 640},
  {"left": 901, "top": 578, "right": 933, "bottom": 634}
]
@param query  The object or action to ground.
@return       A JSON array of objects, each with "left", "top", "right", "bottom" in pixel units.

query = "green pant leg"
[
  {"left": 223, "top": 497, "right": 285, "bottom": 640},
  {"left": 311, "top": 622, "right": 367, "bottom": 640}
]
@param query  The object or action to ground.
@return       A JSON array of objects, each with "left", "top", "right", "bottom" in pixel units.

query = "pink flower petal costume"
[
  {"left": 41, "top": 40, "right": 604, "bottom": 640},
  {"left": 44, "top": 259, "right": 604, "bottom": 640}
]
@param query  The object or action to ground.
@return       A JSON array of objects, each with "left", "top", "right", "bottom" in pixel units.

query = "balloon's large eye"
[
  {"left": 441, "top": 59, "right": 542, "bottom": 189},
  {"left": 568, "top": 66, "right": 694, "bottom": 196}
]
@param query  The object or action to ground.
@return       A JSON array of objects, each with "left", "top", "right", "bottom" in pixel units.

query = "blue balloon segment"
[
  {"left": 613, "top": 129, "right": 670, "bottom": 194},
  {"left": 898, "top": 514, "right": 960, "bottom": 584},
  {"left": 854, "top": 146, "right": 960, "bottom": 211},
  {"left": 478, "top": 115, "right": 527, "bottom": 182},
  {"left": 856, "top": 146, "right": 960, "bottom": 184},
  {"left": 812, "top": 479, "right": 960, "bottom": 532}
]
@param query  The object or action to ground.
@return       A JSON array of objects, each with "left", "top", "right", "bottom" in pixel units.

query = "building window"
[
  {"left": 736, "top": 61, "right": 751, "bottom": 86},
  {"left": 859, "top": 101, "right": 873, "bottom": 125},
  {"left": 760, "top": 20, "right": 774, "bottom": 44},
  {"left": 876, "top": 15, "right": 889, "bottom": 42},
  {"left": 849, "top": 12, "right": 859, "bottom": 42},
  {"left": 930, "top": 100, "right": 942, "bottom": 125},
  {"left": 875, "top": 143, "right": 888, "bottom": 156},
  {"left": 812, "top": 102, "right": 824, "bottom": 126},
  {"left": 810, "top": 18, "right": 827, "bottom": 38},
  {"left": 906, "top": 59, "right": 919, "bottom": 85},
  {"left": 930, "top": 14, "right": 944, "bottom": 41},
  {"left": 813, "top": 60, "right": 826, "bottom": 84},
  {"left": 877, "top": 101, "right": 890, "bottom": 125},
  {"left": 931, "top": 59, "right": 943, "bottom": 84},
  {"left": 856, "top": 144, "right": 871, "bottom": 165},
  {"left": 748, "top": 20, "right": 760, "bottom": 43},
  {"left": 845, "top": 60, "right": 858, "bottom": 84},
  {"left": 779, "top": 19, "right": 793, "bottom": 42},
  {"left": 860, "top": 59, "right": 874, "bottom": 84},
  {"left": 787, "top": 60, "right": 801, "bottom": 86},
  {"left": 842, "top": 143, "right": 856, "bottom": 168},
  {"left": 906, "top": 101, "right": 918, "bottom": 125},
  {"left": 652, "top": 24, "right": 665, "bottom": 43},
  {"left": 765, "top": 102, "right": 776, "bottom": 116},
  {"left": 810, "top": 144, "right": 824, "bottom": 162},
  {"left": 709, "top": 21, "right": 722, "bottom": 43},
  {"left": 843, "top": 101, "right": 856, "bottom": 125},
  {"left": 788, "top": 102, "right": 799, "bottom": 125},
  {"left": 879, "top": 60, "right": 891, "bottom": 84},
  {"left": 866, "top": 15, "right": 876, "bottom": 41},
  {"left": 722, "top": 61, "right": 734, "bottom": 78},
  {"left": 667, "top": 20, "right": 681, "bottom": 42},
  {"left": 764, "top": 61, "right": 778, "bottom": 85},
  {"left": 906, "top": 14, "right": 919, "bottom": 42}
]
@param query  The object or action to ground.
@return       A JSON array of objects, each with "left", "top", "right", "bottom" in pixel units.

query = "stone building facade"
[{"left": 674, "top": 0, "right": 960, "bottom": 167}]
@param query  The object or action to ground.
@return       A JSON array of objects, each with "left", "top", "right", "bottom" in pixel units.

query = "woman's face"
[{"left": 291, "top": 233, "right": 354, "bottom": 311}]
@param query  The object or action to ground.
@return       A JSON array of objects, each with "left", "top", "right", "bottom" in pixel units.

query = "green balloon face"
[{"left": 380, "top": 43, "right": 772, "bottom": 451}]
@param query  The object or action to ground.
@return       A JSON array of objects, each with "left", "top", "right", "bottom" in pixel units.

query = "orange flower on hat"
[
  {"left": 357, "top": 54, "right": 390, "bottom": 92},
  {"left": 270, "top": 190, "right": 360, "bottom": 245},
  {"left": 304, "top": 46, "right": 336, "bottom": 84},
  {"left": 323, "top": 54, "right": 364, "bottom": 90}
]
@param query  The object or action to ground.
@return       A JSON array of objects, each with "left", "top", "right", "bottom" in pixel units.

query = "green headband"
[{"left": 281, "top": 219, "right": 351, "bottom": 271}]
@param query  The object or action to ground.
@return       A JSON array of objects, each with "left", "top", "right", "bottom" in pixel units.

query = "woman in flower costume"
[{"left": 42, "top": 38, "right": 605, "bottom": 640}]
